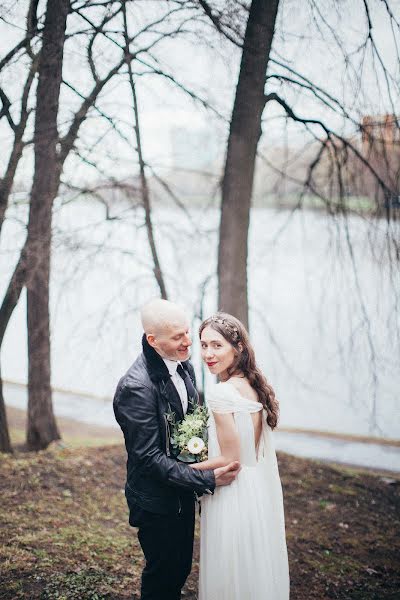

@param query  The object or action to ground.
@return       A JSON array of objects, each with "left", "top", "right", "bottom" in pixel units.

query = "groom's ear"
[{"left": 147, "top": 333, "right": 157, "bottom": 348}]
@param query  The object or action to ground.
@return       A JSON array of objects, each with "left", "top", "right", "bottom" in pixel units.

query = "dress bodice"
[{"left": 206, "top": 382, "right": 264, "bottom": 466}]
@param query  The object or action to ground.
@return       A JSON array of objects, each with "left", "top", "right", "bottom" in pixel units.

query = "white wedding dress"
[{"left": 199, "top": 382, "right": 290, "bottom": 600}]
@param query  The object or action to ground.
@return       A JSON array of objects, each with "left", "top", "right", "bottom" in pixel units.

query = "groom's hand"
[{"left": 214, "top": 461, "right": 241, "bottom": 486}]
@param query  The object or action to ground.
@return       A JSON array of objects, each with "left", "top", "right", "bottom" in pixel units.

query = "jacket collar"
[
  {"left": 142, "top": 334, "right": 185, "bottom": 420},
  {"left": 142, "top": 334, "right": 190, "bottom": 384}
]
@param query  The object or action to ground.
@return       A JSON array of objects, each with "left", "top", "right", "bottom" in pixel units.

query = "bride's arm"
[
  {"left": 190, "top": 412, "right": 240, "bottom": 470},
  {"left": 190, "top": 456, "right": 227, "bottom": 470}
]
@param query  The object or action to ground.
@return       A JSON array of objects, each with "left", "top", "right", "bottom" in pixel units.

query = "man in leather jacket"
[{"left": 114, "top": 299, "right": 240, "bottom": 600}]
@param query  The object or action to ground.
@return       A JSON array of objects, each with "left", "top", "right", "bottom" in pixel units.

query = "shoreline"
[
  {"left": 278, "top": 425, "right": 400, "bottom": 447},
  {"left": 4, "top": 406, "right": 400, "bottom": 476},
  {"left": 6, "top": 404, "right": 400, "bottom": 448},
  {"left": 4, "top": 380, "right": 400, "bottom": 447}
]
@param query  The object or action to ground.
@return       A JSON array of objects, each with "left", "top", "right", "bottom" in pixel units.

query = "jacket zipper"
[{"left": 163, "top": 406, "right": 180, "bottom": 515}]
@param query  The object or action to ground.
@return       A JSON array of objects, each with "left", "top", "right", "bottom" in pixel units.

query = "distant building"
[
  {"left": 361, "top": 114, "right": 399, "bottom": 150},
  {"left": 357, "top": 114, "right": 400, "bottom": 211}
]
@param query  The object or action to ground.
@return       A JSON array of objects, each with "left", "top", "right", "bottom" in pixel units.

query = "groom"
[{"left": 113, "top": 299, "right": 240, "bottom": 600}]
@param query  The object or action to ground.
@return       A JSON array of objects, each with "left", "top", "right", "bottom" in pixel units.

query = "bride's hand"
[{"left": 214, "top": 461, "right": 241, "bottom": 486}]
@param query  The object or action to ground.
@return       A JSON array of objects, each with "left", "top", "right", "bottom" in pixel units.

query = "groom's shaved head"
[{"left": 140, "top": 298, "right": 188, "bottom": 336}]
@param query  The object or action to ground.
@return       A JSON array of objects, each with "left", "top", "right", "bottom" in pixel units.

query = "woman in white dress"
[{"left": 190, "top": 312, "right": 290, "bottom": 600}]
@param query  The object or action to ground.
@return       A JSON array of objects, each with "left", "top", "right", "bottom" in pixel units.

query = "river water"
[
  {"left": 5, "top": 380, "right": 399, "bottom": 472},
  {"left": 1, "top": 199, "right": 399, "bottom": 450}
]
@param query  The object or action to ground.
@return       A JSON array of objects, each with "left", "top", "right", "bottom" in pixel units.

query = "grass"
[
  {"left": 6, "top": 405, "right": 122, "bottom": 449},
  {"left": 0, "top": 446, "right": 142, "bottom": 599},
  {"left": 1, "top": 409, "right": 399, "bottom": 599}
]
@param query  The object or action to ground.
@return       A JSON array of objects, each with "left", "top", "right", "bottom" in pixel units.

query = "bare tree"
[
  {"left": 122, "top": 2, "right": 167, "bottom": 299},
  {"left": 217, "top": 0, "right": 279, "bottom": 328},
  {"left": 0, "top": 2, "right": 131, "bottom": 450},
  {"left": 200, "top": 0, "right": 399, "bottom": 329},
  {"left": 0, "top": 0, "right": 40, "bottom": 452},
  {"left": 0, "top": 64, "right": 36, "bottom": 235},
  {"left": 0, "top": 0, "right": 217, "bottom": 450},
  {"left": 1, "top": 0, "right": 398, "bottom": 450},
  {"left": 25, "top": 0, "right": 70, "bottom": 450}
]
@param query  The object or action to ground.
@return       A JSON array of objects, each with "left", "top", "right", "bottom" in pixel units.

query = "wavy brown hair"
[{"left": 199, "top": 312, "right": 279, "bottom": 429}]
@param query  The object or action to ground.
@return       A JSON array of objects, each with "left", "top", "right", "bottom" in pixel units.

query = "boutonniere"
[
  {"left": 165, "top": 403, "right": 176, "bottom": 424},
  {"left": 163, "top": 404, "right": 177, "bottom": 458}
]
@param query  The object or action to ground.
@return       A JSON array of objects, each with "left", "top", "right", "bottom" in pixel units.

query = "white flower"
[{"left": 187, "top": 437, "right": 205, "bottom": 455}]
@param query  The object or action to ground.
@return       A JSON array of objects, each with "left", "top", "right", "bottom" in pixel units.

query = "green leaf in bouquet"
[{"left": 177, "top": 450, "right": 197, "bottom": 463}]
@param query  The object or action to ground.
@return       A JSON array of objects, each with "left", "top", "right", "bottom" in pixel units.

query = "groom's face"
[{"left": 148, "top": 320, "right": 192, "bottom": 362}]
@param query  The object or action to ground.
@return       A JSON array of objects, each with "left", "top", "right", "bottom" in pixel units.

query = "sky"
[{"left": 0, "top": 0, "right": 399, "bottom": 186}]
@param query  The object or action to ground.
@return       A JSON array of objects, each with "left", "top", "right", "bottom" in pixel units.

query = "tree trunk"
[
  {"left": 26, "top": 0, "right": 69, "bottom": 450},
  {"left": 0, "top": 368, "right": 12, "bottom": 453},
  {"left": 218, "top": 0, "right": 279, "bottom": 329},
  {"left": 0, "top": 54, "right": 37, "bottom": 453}
]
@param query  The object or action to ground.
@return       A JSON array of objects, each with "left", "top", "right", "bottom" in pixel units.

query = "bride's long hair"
[{"left": 199, "top": 312, "right": 279, "bottom": 429}]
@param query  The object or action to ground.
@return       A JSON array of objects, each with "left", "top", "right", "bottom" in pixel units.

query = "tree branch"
[{"left": 264, "top": 92, "right": 396, "bottom": 197}]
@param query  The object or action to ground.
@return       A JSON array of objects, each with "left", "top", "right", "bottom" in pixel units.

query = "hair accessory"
[{"left": 210, "top": 315, "right": 240, "bottom": 342}]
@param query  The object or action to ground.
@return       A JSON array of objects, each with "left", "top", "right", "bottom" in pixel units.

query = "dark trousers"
[{"left": 131, "top": 498, "right": 195, "bottom": 600}]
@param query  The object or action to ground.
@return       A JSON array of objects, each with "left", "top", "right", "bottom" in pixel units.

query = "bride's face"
[{"left": 200, "top": 326, "right": 236, "bottom": 379}]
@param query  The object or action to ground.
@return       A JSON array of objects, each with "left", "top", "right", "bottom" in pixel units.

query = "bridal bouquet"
[{"left": 169, "top": 404, "right": 209, "bottom": 463}]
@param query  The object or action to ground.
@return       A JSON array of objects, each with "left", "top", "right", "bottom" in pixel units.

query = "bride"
[{"left": 191, "top": 312, "right": 290, "bottom": 600}]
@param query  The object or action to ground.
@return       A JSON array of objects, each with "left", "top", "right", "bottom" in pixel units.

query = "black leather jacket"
[{"left": 113, "top": 335, "right": 215, "bottom": 517}]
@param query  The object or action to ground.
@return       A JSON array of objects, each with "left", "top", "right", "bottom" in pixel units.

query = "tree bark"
[
  {"left": 0, "top": 367, "right": 12, "bottom": 453},
  {"left": 26, "top": 0, "right": 70, "bottom": 450},
  {"left": 218, "top": 0, "right": 279, "bottom": 328}
]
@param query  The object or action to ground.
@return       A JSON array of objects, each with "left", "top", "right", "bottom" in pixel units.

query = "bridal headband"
[{"left": 209, "top": 315, "right": 240, "bottom": 342}]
